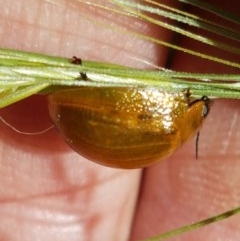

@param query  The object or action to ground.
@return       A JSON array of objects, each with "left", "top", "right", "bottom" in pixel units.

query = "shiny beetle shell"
[{"left": 48, "top": 87, "right": 211, "bottom": 169}]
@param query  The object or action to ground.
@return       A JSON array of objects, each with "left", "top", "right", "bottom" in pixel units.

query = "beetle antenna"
[{"left": 195, "top": 132, "right": 200, "bottom": 160}]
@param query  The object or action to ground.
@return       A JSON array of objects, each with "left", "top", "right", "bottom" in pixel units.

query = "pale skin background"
[{"left": 0, "top": 0, "right": 240, "bottom": 241}]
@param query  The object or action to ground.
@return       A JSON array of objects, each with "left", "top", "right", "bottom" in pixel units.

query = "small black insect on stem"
[
  {"left": 70, "top": 56, "right": 82, "bottom": 65},
  {"left": 70, "top": 56, "right": 88, "bottom": 81}
]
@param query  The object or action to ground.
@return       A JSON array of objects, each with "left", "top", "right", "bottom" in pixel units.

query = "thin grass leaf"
[
  {"left": 179, "top": 0, "right": 240, "bottom": 24},
  {"left": 142, "top": 206, "right": 240, "bottom": 241},
  {"left": 111, "top": 0, "right": 240, "bottom": 53},
  {"left": 76, "top": 0, "right": 240, "bottom": 69},
  {"left": 0, "top": 83, "right": 49, "bottom": 108}
]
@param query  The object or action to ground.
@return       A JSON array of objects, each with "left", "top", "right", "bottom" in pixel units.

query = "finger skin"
[{"left": 2, "top": 1, "right": 240, "bottom": 241}]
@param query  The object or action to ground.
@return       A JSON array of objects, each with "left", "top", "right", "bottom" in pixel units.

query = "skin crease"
[{"left": 0, "top": 1, "right": 239, "bottom": 241}]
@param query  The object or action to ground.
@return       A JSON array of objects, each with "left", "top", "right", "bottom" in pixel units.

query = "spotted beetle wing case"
[{"left": 48, "top": 87, "right": 211, "bottom": 169}]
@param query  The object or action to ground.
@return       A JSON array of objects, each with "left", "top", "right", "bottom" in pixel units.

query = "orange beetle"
[{"left": 48, "top": 87, "right": 211, "bottom": 168}]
